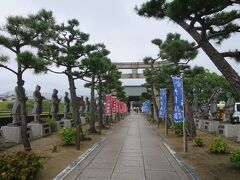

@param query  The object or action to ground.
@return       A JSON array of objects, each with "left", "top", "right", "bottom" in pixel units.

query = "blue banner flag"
[
  {"left": 171, "top": 76, "right": 184, "bottom": 122},
  {"left": 158, "top": 88, "right": 167, "bottom": 118},
  {"left": 142, "top": 100, "right": 150, "bottom": 113}
]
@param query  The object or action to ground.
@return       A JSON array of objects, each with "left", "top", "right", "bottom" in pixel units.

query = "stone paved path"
[{"left": 64, "top": 114, "right": 189, "bottom": 180}]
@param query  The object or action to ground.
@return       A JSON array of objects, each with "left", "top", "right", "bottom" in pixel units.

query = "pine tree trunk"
[
  {"left": 167, "top": 85, "right": 174, "bottom": 127},
  {"left": 98, "top": 78, "right": 104, "bottom": 134},
  {"left": 151, "top": 84, "right": 160, "bottom": 122},
  {"left": 89, "top": 75, "right": 97, "bottom": 133},
  {"left": 183, "top": 89, "right": 196, "bottom": 138},
  {"left": 67, "top": 69, "right": 81, "bottom": 150},
  {"left": 179, "top": 21, "right": 240, "bottom": 96},
  {"left": 18, "top": 74, "right": 31, "bottom": 151}
]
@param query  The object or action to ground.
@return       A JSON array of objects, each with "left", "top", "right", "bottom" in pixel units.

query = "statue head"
[
  {"left": 65, "top": 92, "right": 68, "bottom": 96},
  {"left": 36, "top": 85, "right": 41, "bottom": 91},
  {"left": 53, "top": 89, "right": 58, "bottom": 95},
  {"left": 226, "top": 92, "right": 232, "bottom": 98}
]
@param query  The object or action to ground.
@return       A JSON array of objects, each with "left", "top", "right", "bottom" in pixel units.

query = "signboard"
[
  {"left": 171, "top": 76, "right": 184, "bottom": 122},
  {"left": 158, "top": 88, "right": 167, "bottom": 118},
  {"left": 105, "top": 95, "right": 111, "bottom": 115}
]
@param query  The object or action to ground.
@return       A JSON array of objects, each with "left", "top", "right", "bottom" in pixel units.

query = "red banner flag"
[
  {"left": 124, "top": 103, "right": 127, "bottom": 113},
  {"left": 112, "top": 97, "right": 117, "bottom": 115}
]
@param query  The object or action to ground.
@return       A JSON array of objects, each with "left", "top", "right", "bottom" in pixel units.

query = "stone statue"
[
  {"left": 209, "top": 87, "right": 221, "bottom": 120},
  {"left": 79, "top": 96, "right": 85, "bottom": 116},
  {"left": 32, "top": 85, "right": 45, "bottom": 122},
  {"left": 224, "top": 92, "right": 235, "bottom": 122},
  {"left": 85, "top": 97, "right": 90, "bottom": 113},
  {"left": 192, "top": 96, "right": 201, "bottom": 118},
  {"left": 85, "top": 97, "right": 90, "bottom": 122},
  {"left": 63, "top": 92, "right": 70, "bottom": 119},
  {"left": 51, "top": 89, "right": 61, "bottom": 120},
  {"left": 11, "top": 80, "right": 28, "bottom": 125},
  {"left": 199, "top": 103, "right": 209, "bottom": 119}
]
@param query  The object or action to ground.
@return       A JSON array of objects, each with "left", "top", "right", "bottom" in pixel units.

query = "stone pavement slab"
[{"left": 63, "top": 114, "right": 190, "bottom": 180}]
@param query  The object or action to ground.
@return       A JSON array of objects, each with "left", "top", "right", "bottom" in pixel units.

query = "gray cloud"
[{"left": 0, "top": 0, "right": 239, "bottom": 95}]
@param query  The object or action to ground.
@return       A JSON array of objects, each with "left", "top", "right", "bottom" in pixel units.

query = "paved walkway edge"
[
  {"left": 54, "top": 131, "right": 113, "bottom": 180},
  {"left": 151, "top": 124, "right": 200, "bottom": 180}
]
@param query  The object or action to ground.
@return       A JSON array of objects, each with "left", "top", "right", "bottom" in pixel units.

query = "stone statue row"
[
  {"left": 192, "top": 87, "right": 235, "bottom": 122},
  {"left": 11, "top": 84, "right": 90, "bottom": 125}
]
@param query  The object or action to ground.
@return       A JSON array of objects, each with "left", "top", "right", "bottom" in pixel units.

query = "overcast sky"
[{"left": 0, "top": 0, "right": 239, "bottom": 96}]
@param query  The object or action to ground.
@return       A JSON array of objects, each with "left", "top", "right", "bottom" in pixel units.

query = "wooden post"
[{"left": 182, "top": 76, "right": 188, "bottom": 153}]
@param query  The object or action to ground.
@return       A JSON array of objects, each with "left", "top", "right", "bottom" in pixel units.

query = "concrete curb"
[
  {"left": 53, "top": 131, "right": 112, "bottom": 180},
  {"left": 149, "top": 123, "right": 200, "bottom": 180}
]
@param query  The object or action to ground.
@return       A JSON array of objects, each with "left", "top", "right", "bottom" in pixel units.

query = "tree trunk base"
[
  {"left": 81, "top": 136, "right": 92, "bottom": 141},
  {"left": 24, "top": 147, "right": 31, "bottom": 152},
  {"left": 101, "top": 124, "right": 109, "bottom": 129},
  {"left": 88, "top": 128, "right": 98, "bottom": 134}
]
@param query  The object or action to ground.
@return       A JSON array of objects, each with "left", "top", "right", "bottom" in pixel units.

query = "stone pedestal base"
[
  {"left": 218, "top": 124, "right": 240, "bottom": 138},
  {"left": 237, "top": 130, "right": 240, "bottom": 142},
  {"left": 1, "top": 126, "right": 32, "bottom": 143},
  {"left": 80, "top": 116, "right": 85, "bottom": 124},
  {"left": 194, "top": 118, "right": 204, "bottom": 130},
  {"left": 28, "top": 122, "right": 50, "bottom": 138},
  {"left": 203, "top": 120, "right": 220, "bottom": 133},
  {"left": 61, "top": 119, "right": 75, "bottom": 128},
  {"left": 56, "top": 121, "right": 64, "bottom": 130},
  {"left": 194, "top": 119, "right": 220, "bottom": 133}
]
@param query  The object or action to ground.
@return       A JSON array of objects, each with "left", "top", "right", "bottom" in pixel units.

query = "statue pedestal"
[
  {"left": 80, "top": 116, "right": 85, "bottom": 124},
  {"left": 194, "top": 119, "right": 220, "bottom": 133},
  {"left": 56, "top": 120, "right": 64, "bottom": 130},
  {"left": 28, "top": 122, "right": 50, "bottom": 138},
  {"left": 1, "top": 125, "right": 32, "bottom": 143},
  {"left": 203, "top": 120, "right": 220, "bottom": 133},
  {"left": 61, "top": 119, "right": 75, "bottom": 128},
  {"left": 237, "top": 129, "right": 240, "bottom": 142},
  {"left": 218, "top": 123, "right": 240, "bottom": 138},
  {"left": 194, "top": 118, "right": 205, "bottom": 130}
]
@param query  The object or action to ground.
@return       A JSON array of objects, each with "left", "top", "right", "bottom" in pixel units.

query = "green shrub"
[
  {"left": 43, "top": 117, "right": 58, "bottom": 132},
  {"left": 7, "top": 102, "right": 13, "bottom": 109},
  {"left": 230, "top": 149, "right": 240, "bottom": 167},
  {"left": 0, "top": 151, "right": 43, "bottom": 180},
  {"left": 209, "top": 137, "right": 228, "bottom": 153},
  {"left": 194, "top": 135, "right": 203, "bottom": 147},
  {"left": 59, "top": 127, "right": 76, "bottom": 145},
  {"left": 66, "top": 113, "right": 72, "bottom": 119},
  {"left": 172, "top": 122, "right": 188, "bottom": 136}
]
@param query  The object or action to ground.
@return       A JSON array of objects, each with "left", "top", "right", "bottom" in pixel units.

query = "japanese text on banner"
[
  {"left": 171, "top": 76, "right": 184, "bottom": 122},
  {"left": 158, "top": 88, "right": 167, "bottom": 118}
]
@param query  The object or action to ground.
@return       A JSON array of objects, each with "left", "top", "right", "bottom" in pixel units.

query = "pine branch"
[
  {"left": 221, "top": 51, "right": 240, "bottom": 58},
  {"left": 178, "top": 59, "right": 191, "bottom": 65},
  {"left": 47, "top": 68, "right": 64, "bottom": 74},
  {"left": 0, "top": 63, "right": 17, "bottom": 74},
  {"left": 21, "top": 67, "right": 28, "bottom": 73},
  {"left": 198, "top": 4, "right": 229, "bottom": 17},
  {"left": 80, "top": 78, "right": 92, "bottom": 83},
  {"left": 232, "top": 1, "right": 240, "bottom": 5},
  {"left": 209, "top": 13, "right": 240, "bottom": 26},
  {"left": 207, "top": 25, "right": 240, "bottom": 41}
]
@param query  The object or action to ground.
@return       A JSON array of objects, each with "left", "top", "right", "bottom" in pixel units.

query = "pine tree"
[
  {"left": 38, "top": 19, "right": 96, "bottom": 150},
  {"left": 0, "top": 10, "right": 55, "bottom": 151},
  {"left": 136, "top": 0, "right": 240, "bottom": 96},
  {"left": 80, "top": 44, "right": 110, "bottom": 133}
]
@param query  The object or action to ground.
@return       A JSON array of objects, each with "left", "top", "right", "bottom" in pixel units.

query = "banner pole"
[
  {"left": 182, "top": 76, "right": 188, "bottom": 153},
  {"left": 165, "top": 88, "right": 168, "bottom": 137}
]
